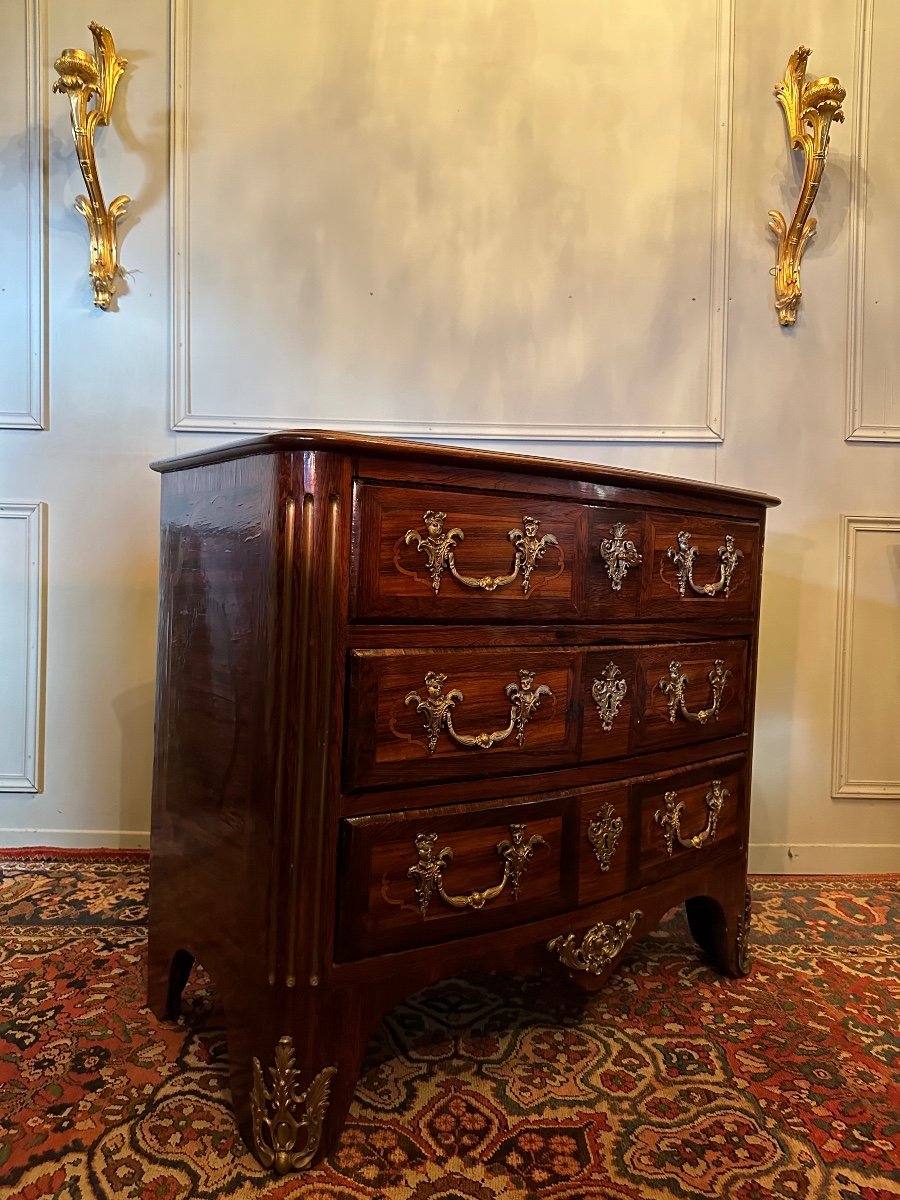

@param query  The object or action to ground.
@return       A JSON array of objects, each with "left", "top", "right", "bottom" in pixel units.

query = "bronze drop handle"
[
  {"left": 667, "top": 531, "right": 743, "bottom": 598},
  {"left": 403, "top": 511, "right": 561, "bottom": 595},
  {"left": 659, "top": 660, "right": 731, "bottom": 725},
  {"left": 654, "top": 781, "right": 728, "bottom": 857},
  {"left": 407, "top": 824, "right": 546, "bottom": 919},
  {"left": 405, "top": 669, "right": 552, "bottom": 753}
]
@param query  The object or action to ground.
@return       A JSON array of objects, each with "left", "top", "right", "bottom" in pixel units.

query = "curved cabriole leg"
[
  {"left": 228, "top": 987, "right": 384, "bottom": 1174},
  {"left": 686, "top": 881, "right": 752, "bottom": 978},
  {"left": 565, "top": 961, "right": 621, "bottom": 994},
  {"left": 147, "top": 944, "right": 195, "bottom": 1019}
]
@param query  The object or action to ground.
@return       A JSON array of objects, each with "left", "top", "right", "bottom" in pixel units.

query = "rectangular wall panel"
[
  {"left": 832, "top": 516, "right": 900, "bottom": 797},
  {"left": 846, "top": 0, "right": 900, "bottom": 441},
  {"left": 0, "top": 1, "right": 47, "bottom": 429},
  {"left": 0, "top": 503, "right": 46, "bottom": 791},
  {"left": 172, "top": 0, "right": 733, "bottom": 441}
]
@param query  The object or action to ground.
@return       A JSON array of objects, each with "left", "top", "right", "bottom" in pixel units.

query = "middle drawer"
[{"left": 344, "top": 640, "right": 749, "bottom": 790}]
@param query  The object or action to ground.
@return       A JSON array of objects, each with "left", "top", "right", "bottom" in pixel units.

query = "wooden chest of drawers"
[{"left": 146, "top": 431, "right": 778, "bottom": 1174}]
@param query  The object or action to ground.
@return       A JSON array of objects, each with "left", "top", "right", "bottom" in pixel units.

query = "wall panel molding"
[
  {"left": 704, "top": 0, "right": 735, "bottom": 445},
  {"left": 845, "top": 0, "right": 899, "bottom": 442},
  {"left": 1, "top": 0, "right": 48, "bottom": 430},
  {"left": 170, "top": 0, "right": 734, "bottom": 442},
  {"left": 832, "top": 515, "right": 900, "bottom": 798},
  {"left": 0, "top": 503, "right": 47, "bottom": 792},
  {"left": 169, "top": 0, "right": 192, "bottom": 441}
]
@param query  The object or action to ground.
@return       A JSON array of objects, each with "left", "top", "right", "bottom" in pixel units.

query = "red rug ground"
[{"left": 0, "top": 857, "right": 897, "bottom": 1199}]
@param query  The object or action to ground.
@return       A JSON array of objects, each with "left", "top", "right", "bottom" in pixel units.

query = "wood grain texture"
[
  {"left": 631, "top": 639, "right": 749, "bottom": 751},
  {"left": 642, "top": 513, "right": 761, "bottom": 617},
  {"left": 151, "top": 430, "right": 780, "bottom": 511},
  {"left": 338, "top": 798, "right": 566, "bottom": 957},
  {"left": 345, "top": 647, "right": 579, "bottom": 789},
  {"left": 352, "top": 483, "right": 587, "bottom": 620},
  {"left": 147, "top": 451, "right": 283, "bottom": 1019},
  {"left": 575, "top": 784, "right": 631, "bottom": 906},
  {"left": 634, "top": 759, "right": 746, "bottom": 881}
]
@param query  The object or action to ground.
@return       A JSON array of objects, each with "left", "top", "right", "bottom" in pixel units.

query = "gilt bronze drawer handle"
[
  {"left": 547, "top": 910, "right": 642, "bottom": 974},
  {"left": 404, "top": 511, "right": 561, "bottom": 595},
  {"left": 591, "top": 662, "right": 627, "bottom": 731},
  {"left": 659, "top": 659, "right": 731, "bottom": 725},
  {"left": 408, "top": 824, "right": 546, "bottom": 918},
  {"left": 405, "top": 669, "right": 552, "bottom": 753},
  {"left": 599, "top": 522, "right": 641, "bottom": 591},
  {"left": 654, "top": 780, "right": 728, "bottom": 857},
  {"left": 587, "top": 804, "right": 623, "bottom": 872},
  {"left": 667, "top": 531, "right": 743, "bottom": 598}
]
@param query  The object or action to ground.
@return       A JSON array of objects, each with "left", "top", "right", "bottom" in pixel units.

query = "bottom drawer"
[
  {"left": 337, "top": 796, "right": 568, "bottom": 959},
  {"left": 336, "top": 755, "right": 749, "bottom": 961}
]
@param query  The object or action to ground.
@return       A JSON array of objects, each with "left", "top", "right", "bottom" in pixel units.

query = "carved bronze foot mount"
[{"left": 250, "top": 1036, "right": 336, "bottom": 1174}]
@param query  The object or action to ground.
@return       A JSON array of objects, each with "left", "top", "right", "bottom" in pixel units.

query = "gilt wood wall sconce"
[
  {"left": 53, "top": 23, "right": 129, "bottom": 310},
  {"left": 768, "top": 47, "right": 845, "bottom": 326}
]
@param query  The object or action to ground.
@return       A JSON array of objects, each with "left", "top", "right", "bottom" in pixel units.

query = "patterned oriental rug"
[{"left": 0, "top": 856, "right": 897, "bottom": 1200}]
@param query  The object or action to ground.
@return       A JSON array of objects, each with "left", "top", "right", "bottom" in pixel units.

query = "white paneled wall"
[
  {"left": 720, "top": 0, "right": 899, "bottom": 869},
  {"left": 0, "top": 0, "right": 171, "bottom": 846},
  {"left": 0, "top": 0, "right": 896, "bottom": 865}
]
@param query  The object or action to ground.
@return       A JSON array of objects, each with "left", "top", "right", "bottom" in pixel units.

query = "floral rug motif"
[{"left": 0, "top": 855, "right": 898, "bottom": 1199}]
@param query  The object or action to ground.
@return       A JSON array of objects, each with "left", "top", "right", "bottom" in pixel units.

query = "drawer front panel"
[
  {"left": 576, "top": 785, "right": 631, "bottom": 905},
  {"left": 631, "top": 639, "right": 749, "bottom": 752},
  {"left": 352, "top": 484, "right": 641, "bottom": 622},
  {"left": 642, "top": 514, "right": 761, "bottom": 617},
  {"left": 346, "top": 648, "right": 581, "bottom": 790},
  {"left": 337, "top": 797, "right": 567, "bottom": 957},
  {"left": 635, "top": 759, "right": 746, "bottom": 881},
  {"left": 346, "top": 641, "right": 750, "bottom": 791}
]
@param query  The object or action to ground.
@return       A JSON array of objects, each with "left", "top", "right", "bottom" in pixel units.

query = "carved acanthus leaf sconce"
[
  {"left": 768, "top": 46, "right": 845, "bottom": 326},
  {"left": 53, "top": 22, "right": 130, "bottom": 309}
]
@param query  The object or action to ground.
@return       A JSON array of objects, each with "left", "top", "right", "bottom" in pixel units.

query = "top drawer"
[
  {"left": 352, "top": 483, "right": 643, "bottom": 622},
  {"left": 351, "top": 483, "right": 762, "bottom": 623}
]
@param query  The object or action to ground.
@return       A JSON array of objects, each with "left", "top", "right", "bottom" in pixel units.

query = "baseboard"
[
  {"left": 0, "top": 828, "right": 150, "bottom": 849},
  {"left": 749, "top": 843, "right": 900, "bottom": 874},
  {"left": 0, "top": 832, "right": 894, "bottom": 871}
]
